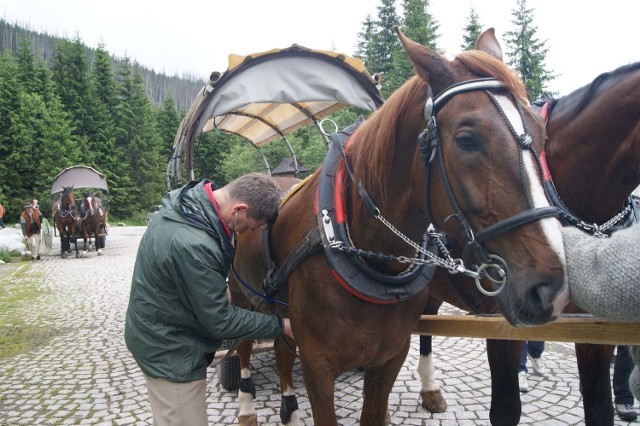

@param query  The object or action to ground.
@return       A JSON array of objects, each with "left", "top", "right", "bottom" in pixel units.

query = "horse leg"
[
  {"left": 487, "top": 339, "right": 523, "bottom": 426},
  {"left": 418, "top": 296, "right": 447, "bottom": 412},
  {"left": 360, "top": 343, "right": 411, "bottom": 426},
  {"left": 235, "top": 339, "right": 258, "bottom": 426},
  {"left": 81, "top": 225, "right": 89, "bottom": 257},
  {"left": 59, "top": 224, "right": 69, "bottom": 258},
  {"left": 297, "top": 352, "right": 338, "bottom": 426},
  {"left": 575, "top": 343, "right": 615, "bottom": 426},
  {"left": 95, "top": 225, "right": 103, "bottom": 255},
  {"left": 274, "top": 337, "right": 301, "bottom": 425}
]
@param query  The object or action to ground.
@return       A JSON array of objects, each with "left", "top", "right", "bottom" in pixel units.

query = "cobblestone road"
[{"left": 0, "top": 226, "right": 635, "bottom": 425}]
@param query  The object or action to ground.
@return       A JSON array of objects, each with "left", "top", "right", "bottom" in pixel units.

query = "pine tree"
[
  {"left": 155, "top": 96, "right": 182, "bottom": 165},
  {"left": 461, "top": 8, "right": 483, "bottom": 51},
  {"left": 88, "top": 44, "right": 117, "bottom": 172},
  {"left": 0, "top": 53, "right": 26, "bottom": 218},
  {"left": 354, "top": 15, "right": 376, "bottom": 66},
  {"left": 504, "top": 0, "right": 555, "bottom": 100},
  {"left": 368, "top": 0, "right": 402, "bottom": 98},
  {"left": 51, "top": 35, "right": 93, "bottom": 161},
  {"left": 389, "top": 0, "right": 439, "bottom": 92},
  {"left": 126, "top": 63, "right": 164, "bottom": 212}
]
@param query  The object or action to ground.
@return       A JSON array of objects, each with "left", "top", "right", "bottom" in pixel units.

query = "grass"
[
  {"left": 0, "top": 263, "right": 58, "bottom": 360},
  {"left": 0, "top": 249, "right": 12, "bottom": 263}
]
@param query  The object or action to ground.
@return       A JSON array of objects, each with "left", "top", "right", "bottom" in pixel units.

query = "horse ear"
[
  {"left": 395, "top": 26, "right": 453, "bottom": 86},
  {"left": 475, "top": 28, "right": 503, "bottom": 61}
]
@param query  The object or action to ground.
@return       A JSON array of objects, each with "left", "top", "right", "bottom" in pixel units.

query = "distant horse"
[
  {"left": 228, "top": 27, "right": 568, "bottom": 426},
  {"left": 52, "top": 186, "right": 80, "bottom": 258},
  {"left": 418, "top": 61, "right": 640, "bottom": 425},
  {"left": 79, "top": 191, "right": 106, "bottom": 256}
]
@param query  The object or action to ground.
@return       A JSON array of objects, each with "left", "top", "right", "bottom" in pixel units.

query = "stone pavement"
[{"left": 0, "top": 226, "right": 635, "bottom": 425}]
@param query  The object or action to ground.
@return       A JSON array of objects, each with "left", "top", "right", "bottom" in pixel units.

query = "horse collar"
[{"left": 315, "top": 120, "right": 435, "bottom": 304}]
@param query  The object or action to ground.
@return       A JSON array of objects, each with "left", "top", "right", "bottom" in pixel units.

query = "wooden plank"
[{"left": 414, "top": 315, "right": 640, "bottom": 345}]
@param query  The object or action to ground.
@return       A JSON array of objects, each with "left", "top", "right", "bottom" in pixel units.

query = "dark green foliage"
[
  {"left": 461, "top": 8, "right": 483, "bottom": 51},
  {"left": 156, "top": 97, "right": 183, "bottom": 164},
  {"left": 0, "top": 6, "right": 556, "bottom": 220},
  {"left": 355, "top": 0, "right": 439, "bottom": 98},
  {"left": 0, "top": 31, "right": 171, "bottom": 220},
  {"left": 504, "top": 0, "right": 556, "bottom": 100}
]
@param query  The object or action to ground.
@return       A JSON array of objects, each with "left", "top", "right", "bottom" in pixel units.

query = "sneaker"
[
  {"left": 518, "top": 371, "right": 529, "bottom": 392},
  {"left": 528, "top": 354, "right": 547, "bottom": 376},
  {"left": 36, "top": 255, "right": 41, "bottom": 260},
  {"left": 616, "top": 404, "right": 638, "bottom": 421}
]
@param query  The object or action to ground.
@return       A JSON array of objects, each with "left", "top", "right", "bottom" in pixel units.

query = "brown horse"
[
  {"left": 229, "top": 27, "right": 569, "bottom": 425},
  {"left": 417, "top": 61, "right": 640, "bottom": 425},
  {"left": 52, "top": 186, "right": 80, "bottom": 258},
  {"left": 79, "top": 191, "right": 106, "bottom": 256}
]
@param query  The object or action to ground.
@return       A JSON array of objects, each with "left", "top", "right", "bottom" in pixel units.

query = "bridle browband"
[{"left": 419, "top": 78, "right": 560, "bottom": 295}]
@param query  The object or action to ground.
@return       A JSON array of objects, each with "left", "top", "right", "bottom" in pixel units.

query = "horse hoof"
[
  {"left": 97, "top": 250, "right": 103, "bottom": 256},
  {"left": 420, "top": 389, "right": 447, "bottom": 413},
  {"left": 238, "top": 413, "right": 258, "bottom": 426},
  {"left": 61, "top": 253, "right": 67, "bottom": 259}
]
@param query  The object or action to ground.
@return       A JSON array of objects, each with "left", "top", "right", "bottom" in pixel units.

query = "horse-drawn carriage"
[
  {"left": 167, "top": 32, "right": 640, "bottom": 426},
  {"left": 166, "top": 44, "right": 385, "bottom": 392},
  {"left": 51, "top": 165, "right": 108, "bottom": 258}
]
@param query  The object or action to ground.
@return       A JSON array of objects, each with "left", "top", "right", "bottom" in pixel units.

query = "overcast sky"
[{"left": 3, "top": 0, "right": 639, "bottom": 96}]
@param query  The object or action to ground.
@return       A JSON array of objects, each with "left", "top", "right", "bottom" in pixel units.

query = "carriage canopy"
[
  {"left": 167, "top": 44, "right": 384, "bottom": 188},
  {"left": 51, "top": 165, "right": 109, "bottom": 195}
]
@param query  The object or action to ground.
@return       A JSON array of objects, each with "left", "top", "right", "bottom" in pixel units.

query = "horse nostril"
[{"left": 526, "top": 279, "right": 556, "bottom": 314}]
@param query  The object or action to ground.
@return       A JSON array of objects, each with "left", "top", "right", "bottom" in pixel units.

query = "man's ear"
[{"left": 231, "top": 203, "right": 248, "bottom": 215}]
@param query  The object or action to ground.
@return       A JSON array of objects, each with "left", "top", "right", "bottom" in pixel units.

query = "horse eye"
[{"left": 455, "top": 134, "right": 479, "bottom": 151}]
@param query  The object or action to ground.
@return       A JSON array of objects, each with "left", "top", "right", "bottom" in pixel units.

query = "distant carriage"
[{"left": 51, "top": 166, "right": 109, "bottom": 257}]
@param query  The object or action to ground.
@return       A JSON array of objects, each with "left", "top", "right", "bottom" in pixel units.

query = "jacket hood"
[{"left": 160, "top": 180, "right": 235, "bottom": 262}]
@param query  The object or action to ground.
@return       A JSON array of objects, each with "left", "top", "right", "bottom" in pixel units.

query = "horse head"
[
  {"left": 348, "top": 27, "right": 568, "bottom": 326},
  {"left": 82, "top": 191, "right": 97, "bottom": 216},
  {"left": 60, "top": 186, "right": 75, "bottom": 210}
]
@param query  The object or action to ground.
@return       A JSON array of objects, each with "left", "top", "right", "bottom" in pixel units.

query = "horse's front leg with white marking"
[
  {"left": 275, "top": 337, "right": 301, "bottom": 425},
  {"left": 235, "top": 340, "right": 258, "bottom": 426}
]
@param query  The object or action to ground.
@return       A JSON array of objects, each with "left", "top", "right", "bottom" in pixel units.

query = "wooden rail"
[
  {"left": 415, "top": 315, "right": 640, "bottom": 345},
  {"left": 214, "top": 316, "right": 640, "bottom": 360}
]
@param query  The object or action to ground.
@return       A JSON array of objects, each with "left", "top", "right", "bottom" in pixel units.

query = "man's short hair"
[{"left": 226, "top": 173, "right": 282, "bottom": 224}]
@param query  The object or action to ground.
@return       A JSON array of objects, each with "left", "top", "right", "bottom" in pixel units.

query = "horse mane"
[
  {"left": 347, "top": 76, "right": 427, "bottom": 213},
  {"left": 553, "top": 61, "right": 640, "bottom": 120},
  {"left": 346, "top": 49, "right": 529, "bottom": 221},
  {"left": 455, "top": 50, "right": 528, "bottom": 100}
]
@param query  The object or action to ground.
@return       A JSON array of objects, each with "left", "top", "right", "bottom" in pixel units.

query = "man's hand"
[{"left": 282, "top": 318, "right": 295, "bottom": 340}]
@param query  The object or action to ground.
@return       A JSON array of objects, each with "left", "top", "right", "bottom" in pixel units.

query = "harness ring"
[{"left": 474, "top": 254, "right": 507, "bottom": 296}]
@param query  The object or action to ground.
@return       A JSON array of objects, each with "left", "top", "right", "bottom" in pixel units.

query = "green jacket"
[{"left": 124, "top": 180, "right": 283, "bottom": 382}]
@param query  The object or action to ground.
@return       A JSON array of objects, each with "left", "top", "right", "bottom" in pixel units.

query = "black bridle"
[{"left": 419, "top": 78, "right": 559, "bottom": 295}]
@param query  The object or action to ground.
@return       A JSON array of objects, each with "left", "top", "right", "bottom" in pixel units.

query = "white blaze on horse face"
[{"left": 494, "top": 95, "right": 568, "bottom": 311}]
